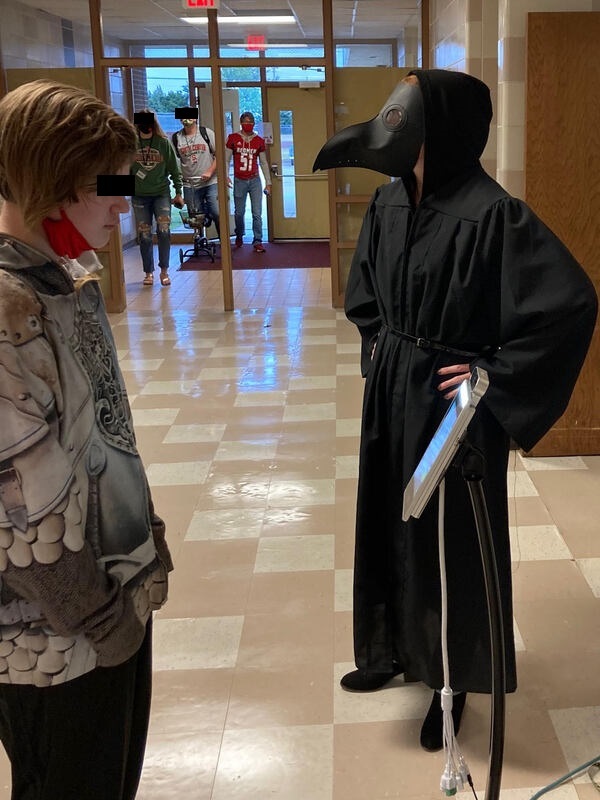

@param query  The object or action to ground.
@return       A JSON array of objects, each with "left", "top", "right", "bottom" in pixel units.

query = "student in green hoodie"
[{"left": 130, "top": 110, "right": 183, "bottom": 287}]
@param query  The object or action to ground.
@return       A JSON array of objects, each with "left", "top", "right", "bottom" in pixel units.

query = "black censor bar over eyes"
[
  {"left": 96, "top": 175, "right": 135, "bottom": 196},
  {"left": 174, "top": 107, "right": 198, "bottom": 119},
  {"left": 134, "top": 111, "right": 154, "bottom": 126}
]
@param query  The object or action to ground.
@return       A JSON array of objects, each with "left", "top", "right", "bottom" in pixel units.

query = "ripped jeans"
[{"left": 131, "top": 194, "right": 172, "bottom": 273}]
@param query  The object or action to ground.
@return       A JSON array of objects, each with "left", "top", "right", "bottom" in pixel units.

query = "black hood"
[{"left": 410, "top": 69, "right": 492, "bottom": 197}]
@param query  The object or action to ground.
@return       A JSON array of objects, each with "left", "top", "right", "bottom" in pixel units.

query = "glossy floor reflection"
[{"left": 0, "top": 245, "right": 598, "bottom": 799}]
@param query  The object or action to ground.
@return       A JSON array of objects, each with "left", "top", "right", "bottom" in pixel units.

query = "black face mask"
[
  {"left": 138, "top": 125, "right": 153, "bottom": 135},
  {"left": 313, "top": 81, "right": 424, "bottom": 178}
]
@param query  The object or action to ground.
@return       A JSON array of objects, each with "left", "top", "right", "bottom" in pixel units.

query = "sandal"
[
  {"left": 143, "top": 273, "right": 153, "bottom": 286},
  {"left": 160, "top": 271, "right": 171, "bottom": 287}
]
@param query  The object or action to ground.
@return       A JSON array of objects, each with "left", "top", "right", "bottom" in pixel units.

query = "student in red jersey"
[{"left": 225, "top": 112, "right": 271, "bottom": 253}]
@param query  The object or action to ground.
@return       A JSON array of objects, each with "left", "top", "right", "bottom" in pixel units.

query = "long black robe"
[{"left": 346, "top": 163, "right": 597, "bottom": 695}]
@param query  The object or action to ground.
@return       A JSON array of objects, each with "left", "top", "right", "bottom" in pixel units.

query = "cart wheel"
[{"left": 179, "top": 248, "right": 184, "bottom": 264}]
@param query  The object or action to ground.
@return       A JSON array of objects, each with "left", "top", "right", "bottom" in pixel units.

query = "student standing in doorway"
[{"left": 226, "top": 112, "right": 271, "bottom": 253}]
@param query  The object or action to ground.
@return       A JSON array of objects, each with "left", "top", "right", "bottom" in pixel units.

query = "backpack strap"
[
  {"left": 199, "top": 126, "right": 215, "bottom": 157},
  {"left": 171, "top": 130, "right": 180, "bottom": 158}
]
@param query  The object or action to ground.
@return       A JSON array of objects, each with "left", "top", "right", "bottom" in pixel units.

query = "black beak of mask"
[{"left": 313, "top": 80, "right": 424, "bottom": 178}]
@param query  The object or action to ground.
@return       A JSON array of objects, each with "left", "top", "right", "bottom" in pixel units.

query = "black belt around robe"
[{"left": 382, "top": 325, "right": 493, "bottom": 359}]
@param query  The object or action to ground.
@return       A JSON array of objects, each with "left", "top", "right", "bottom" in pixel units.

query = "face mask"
[
  {"left": 182, "top": 119, "right": 195, "bottom": 126},
  {"left": 42, "top": 208, "right": 92, "bottom": 259},
  {"left": 313, "top": 80, "right": 424, "bottom": 179},
  {"left": 241, "top": 123, "right": 254, "bottom": 134},
  {"left": 138, "top": 125, "right": 153, "bottom": 135}
]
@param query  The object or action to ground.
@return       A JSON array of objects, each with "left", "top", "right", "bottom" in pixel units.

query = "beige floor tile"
[
  {"left": 334, "top": 609, "right": 355, "bottom": 663},
  {"left": 333, "top": 663, "right": 431, "bottom": 724},
  {"left": 513, "top": 598, "right": 600, "bottom": 653},
  {"left": 334, "top": 569, "right": 353, "bottom": 612},
  {"left": 157, "top": 540, "right": 257, "bottom": 619},
  {"left": 512, "top": 561, "right": 593, "bottom": 602},
  {"left": 254, "top": 534, "right": 334, "bottom": 572},
  {"left": 0, "top": 750, "right": 9, "bottom": 800},
  {"left": 212, "top": 725, "right": 333, "bottom": 800},
  {"left": 245, "top": 570, "right": 334, "bottom": 616},
  {"left": 137, "top": 731, "right": 222, "bottom": 800},
  {"left": 226, "top": 663, "right": 334, "bottom": 728},
  {"left": 237, "top": 610, "right": 334, "bottom": 667},
  {"left": 149, "top": 668, "right": 234, "bottom": 735},
  {"left": 510, "top": 495, "right": 555, "bottom": 526}
]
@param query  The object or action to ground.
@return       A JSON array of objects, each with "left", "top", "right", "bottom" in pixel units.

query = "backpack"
[{"left": 172, "top": 126, "right": 215, "bottom": 158}]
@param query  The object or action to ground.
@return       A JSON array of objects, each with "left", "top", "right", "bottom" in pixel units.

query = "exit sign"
[
  {"left": 246, "top": 35, "right": 266, "bottom": 51},
  {"left": 182, "top": 0, "right": 219, "bottom": 8}
]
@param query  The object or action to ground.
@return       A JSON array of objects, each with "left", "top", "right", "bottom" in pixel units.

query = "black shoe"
[
  {"left": 420, "top": 690, "right": 467, "bottom": 752},
  {"left": 340, "top": 664, "right": 405, "bottom": 692}
]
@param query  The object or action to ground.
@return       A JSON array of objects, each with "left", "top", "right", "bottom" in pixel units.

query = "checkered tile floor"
[{"left": 1, "top": 247, "right": 598, "bottom": 799}]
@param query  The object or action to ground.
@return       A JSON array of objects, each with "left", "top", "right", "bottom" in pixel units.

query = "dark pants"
[{"left": 0, "top": 622, "right": 152, "bottom": 800}]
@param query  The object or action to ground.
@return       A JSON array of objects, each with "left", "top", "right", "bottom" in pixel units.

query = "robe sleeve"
[
  {"left": 472, "top": 197, "right": 597, "bottom": 452},
  {"left": 344, "top": 190, "right": 383, "bottom": 376}
]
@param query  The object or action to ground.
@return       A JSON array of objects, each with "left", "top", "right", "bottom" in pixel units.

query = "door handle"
[{"left": 270, "top": 163, "right": 325, "bottom": 179}]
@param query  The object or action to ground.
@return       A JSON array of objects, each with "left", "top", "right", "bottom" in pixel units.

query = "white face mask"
[{"left": 182, "top": 119, "right": 195, "bottom": 126}]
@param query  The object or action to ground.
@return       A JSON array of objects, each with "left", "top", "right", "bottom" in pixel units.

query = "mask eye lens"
[{"left": 382, "top": 105, "right": 406, "bottom": 131}]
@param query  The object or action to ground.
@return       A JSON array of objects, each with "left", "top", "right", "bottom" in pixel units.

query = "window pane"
[
  {"left": 280, "top": 110, "right": 296, "bottom": 219},
  {"left": 135, "top": 67, "right": 190, "bottom": 136},
  {"left": 335, "top": 43, "right": 394, "bottom": 68},
  {"left": 265, "top": 61, "right": 325, "bottom": 83},
  {"left": 101, "top": 0, "right": 208, "bottom": 57}
]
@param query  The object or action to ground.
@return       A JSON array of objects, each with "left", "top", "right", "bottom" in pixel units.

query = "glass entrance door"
[{"left": 266, "top": 85, "right": 329, "bottom": 239}]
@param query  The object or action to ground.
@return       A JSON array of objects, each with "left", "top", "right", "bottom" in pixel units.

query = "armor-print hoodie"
[{"left": 0, "top": 236, "right": 172, "bottom": 686}]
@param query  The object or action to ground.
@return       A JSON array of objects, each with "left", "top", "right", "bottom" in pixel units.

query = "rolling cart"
[{"left": 178, "top": 208, "right": 217, "bottom": 264}]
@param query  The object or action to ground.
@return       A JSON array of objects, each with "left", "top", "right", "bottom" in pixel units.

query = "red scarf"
[{"left": 42, "top": 208, "right": 92, "bottom": 259}]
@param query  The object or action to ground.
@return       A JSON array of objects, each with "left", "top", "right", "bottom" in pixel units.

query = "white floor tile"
[
  {"left": 509, "top": 525, "right": 572, "bottom": 561},
  {"left": 283, "top": 403, "right": 336, "bottom": 423},
  {"left": 132, "top": 408, "right": 180, "bottom": 427},
  {"left": 185, "top": 508, "right": 265, "bottom": 540},
  {"left": 234, "top": 391, "right": 288, "bottom": 407},
  {"left": 163, "top": 423, "right": 227, "bottom": 444},
  {"left": 335, "top": 455, "right": 359, "bottom": 480},
  {"left": 153, "top": 616, "right": 244, "bottom": 670},
  {"left": 146, "top": 460, "right": 211, "bottom": 486},
  {"left": 267, "top": 479, "right": 335, "bottom": 507}
]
